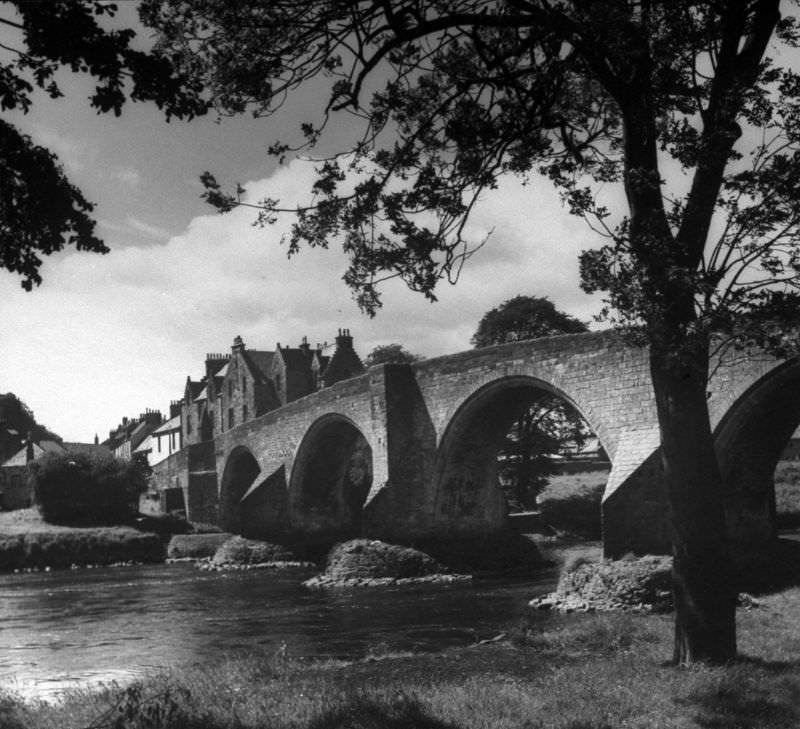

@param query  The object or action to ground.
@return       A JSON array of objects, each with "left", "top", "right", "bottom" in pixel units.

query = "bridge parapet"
[{"left": 160, "top": 329, "right": 800, "bottom": 557}]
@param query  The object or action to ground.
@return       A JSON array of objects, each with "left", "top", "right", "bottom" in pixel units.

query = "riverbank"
[
  {"left": 0, "top": 509, "right": 164, "bottom": 571},
  {"left": 6, "top": 585, "right": 800, "bottom": 729}
]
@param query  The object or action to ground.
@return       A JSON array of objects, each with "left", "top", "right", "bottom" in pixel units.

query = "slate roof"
[
  {"left": 277, "top": 347, "right": 313, "bottom": 371},
  {"left": 321, "top": 347, "right": 365, "bottom": 386},
  {"left": 245, "top": 350, "right": 275, "bottom": 381},
  {"left": 152, "top": 415, "right": 181, "bottom": 435},
  {"left": 186, "top": 379, "right": 206, "bottom": 400}
]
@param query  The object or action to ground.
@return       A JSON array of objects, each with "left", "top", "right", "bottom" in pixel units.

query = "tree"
[
  {"left": 473, "top": 296, "right": 590, "bottom": 510},
  {"left": 471, "top": 295, "right": 587, "bottom": 348},
  {"left": 0, "top": 1, "right": 207, "bottom": 290},
  {"left": 363, "top": 342, "right": 421, "bottom": 367},
  {"left": 143, "top": 0, "right": 800, "bottom": 664},
  {"left": 29, "top": 450, "right": 147, "bottom": 525}
]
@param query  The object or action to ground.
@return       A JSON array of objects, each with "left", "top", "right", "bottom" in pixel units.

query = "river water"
[{"left": 0, "top": 562, "right": 559, "bottom": 701}]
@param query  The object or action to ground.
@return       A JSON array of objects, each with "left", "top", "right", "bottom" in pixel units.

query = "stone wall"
[{"left": 156, "top": 331, "right": 799, "bottom": 555}]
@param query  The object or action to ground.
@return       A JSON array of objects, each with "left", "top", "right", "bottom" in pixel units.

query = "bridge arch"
[
  {"left": 219, "top": 445, "right": 261, "bottom": 535},
  {"left": 432, "top": 375, "right": 605, "bottom": 535},
  {"left": 289, "top": 413, "right": 373, "bottom": 544},
  {"left": 714, "top": 357, "right": 800, "bottom": 542}
]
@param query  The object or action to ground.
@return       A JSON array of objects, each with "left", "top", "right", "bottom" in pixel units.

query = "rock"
[
  {"left": 530, "top": 555, "right": 673, "bottom": 613},
  {"left": 530, "top": 555, "right": 764, "bottom": 614},
  {"left": 167, "top": 533, "right": 233, "bottom": 560},
  {"left": 304, "top": 539, "right": 471, "bottom": 589},
  {"left": 207, "top": 536, "right": 312, "bottom": 569}
]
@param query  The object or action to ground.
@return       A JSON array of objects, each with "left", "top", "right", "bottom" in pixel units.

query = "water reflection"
[{"left": 0, "top": 562, "right": 558, "bottom": 700}]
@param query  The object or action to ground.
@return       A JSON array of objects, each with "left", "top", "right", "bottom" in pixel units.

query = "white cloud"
[
  {"left": 0, "top": 159, "right": 604, "bottom": 442},
  {"left": 125, "top": 216, "right": 173, "bottom": 242},
  {"left": 112, "top": 167, "right": 142, "bottom": 188}
]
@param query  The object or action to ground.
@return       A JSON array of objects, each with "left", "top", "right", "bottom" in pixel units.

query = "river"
[{"left": 0, "top": 562, "right": 560, "bottom": 701}]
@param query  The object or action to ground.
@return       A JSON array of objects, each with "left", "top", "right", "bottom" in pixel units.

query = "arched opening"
[
  {"left": 290, "top": 415, "right": 373, "bottom": 544},
  {"left": 715, "top": 359, "right": 800, "bottom": 543},
  {"left": 219, "top": 446, "right": 261, "bottom": 534},
  {"left": 435, "top": 377, "right": 607, "bottom": 539}
]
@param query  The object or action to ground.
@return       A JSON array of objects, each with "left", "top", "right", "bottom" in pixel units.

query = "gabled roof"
[
  {"left": 275, "top": 346, "right": 312, "bottom": 372},
  {"left": 312, "top": 353, "right": 330, "bottom": 371},
  {"left": 321, "top": 347, "right": 365, "bottom": 386},
  {"left": 152, "top": 415, "right": 181, "bottom": 435},
  {"left": 1, "top": 442, "right": 57, "bottom": 467},
  {"left": 185, "top": 378, "right": 206, "bottom": 401},
  {"left": 245, "top": 350, "right": 275, "bottom": 381},
  {"left": 194, "top": 386, "right": 208, "bottom": 402}
]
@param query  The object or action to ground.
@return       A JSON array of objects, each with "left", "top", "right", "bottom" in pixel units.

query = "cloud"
[
  {"left": 0, "top": 159, "right": 604, "bottom": 442},
  {"left": 112, "top": 167, "right": 142, "bottom": 188},
  {"left": 125, "top": 216, "right": 173, "bottom": 242},
  {"left": 26, "top": 124, "right": 89, "bottom": 173}
]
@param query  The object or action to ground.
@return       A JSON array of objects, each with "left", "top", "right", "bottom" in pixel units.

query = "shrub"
[{"left": 29, "top": 451, "right": 147, "bottom": 526}]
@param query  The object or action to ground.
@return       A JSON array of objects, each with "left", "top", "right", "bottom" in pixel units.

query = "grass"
[
  {"left": 5, "top": 591, "right": 800, "bottom": 729},
  {"left": 775, "top": 460, "right": 800, "bottom": 529},
  {"left": 0, "top": 508, "right": 165, "bottom": 570},
  {"left": 536, "top": 469, "right": 608, "bottom": 540}
]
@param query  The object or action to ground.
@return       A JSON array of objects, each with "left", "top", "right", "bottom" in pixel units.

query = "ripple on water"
[{"left": 1, "top": 562, "right": 558, "bottom": 701}]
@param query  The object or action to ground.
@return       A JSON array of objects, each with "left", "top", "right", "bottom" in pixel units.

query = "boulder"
[
  {"left": 530, "top": 555, "right": 673, "bottom": 613},
  {"left": 304, "top": 539, "right": 470, "bottom": 588},
  {"left": 206, "top": 536, "right": 310, "bottom": 569}
]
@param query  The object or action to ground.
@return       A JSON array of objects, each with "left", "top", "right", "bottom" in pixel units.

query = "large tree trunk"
[{"left": 650, "top": 337, "right": 737, "bottom": 664}]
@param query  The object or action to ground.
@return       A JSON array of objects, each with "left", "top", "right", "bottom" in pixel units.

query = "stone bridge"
[{"left": 189, "top": 330, "right": 800, "bottom": 557}]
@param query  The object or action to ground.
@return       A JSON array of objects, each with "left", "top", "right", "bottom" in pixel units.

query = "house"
[
  {"left": 0, "top": 438, "right": 111, "bottom": 510},
  {"left": 103, "top": 410, "right": 163, "bottom": 460}
]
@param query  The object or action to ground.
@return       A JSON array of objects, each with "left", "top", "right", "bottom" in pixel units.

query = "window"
[
  {"left": 242, "top": 404, "right": 248, "bottom": 422},
  {"left": 186, "top": 414, "right": 192, "bottom": 434},
  {"left": 228, "top": 408, "right": 234, "bottom": 429},
  {"left": 242, "top": 377, "right": 246, "bottom": 394}
]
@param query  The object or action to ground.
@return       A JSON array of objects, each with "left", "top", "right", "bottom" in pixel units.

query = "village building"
[
  {"left": 146, "top": 329, "right": 366, "bottom": 518},
  {"left": 0, "top": 438, "right": 111, "bottom": 510}
]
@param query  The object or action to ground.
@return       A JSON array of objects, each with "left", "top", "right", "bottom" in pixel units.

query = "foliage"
[
  {"left": 499, "top": 400, "right": 590, "bottom": 511},
  {"left": 472, "top": 296, "right": 590, "bottom": 510},
  {"left": 142, "top": 1, "right": 800, "bottom": 338},
  {"left": 471, "top": 295, "right": 587, "bottom": 348},
  {"left": 0, "top": 0, "right": 207, "bottom": 290},
  {"left": 29, "top": 451, "right": 148, "bottom": 525},
  {"left": 142, "top": 0, "right": 800, "bottom": 662},
  {"left": 363, "top": 343, "right": 421, "bottom": 367}
]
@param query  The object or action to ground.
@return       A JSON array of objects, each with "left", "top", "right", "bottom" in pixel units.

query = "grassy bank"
[
  {"left": 0, "top": 509, "right": 164, "bottom": 570},
  {"left": 4, "top": 587, "right": 800, "bottom": 729}
]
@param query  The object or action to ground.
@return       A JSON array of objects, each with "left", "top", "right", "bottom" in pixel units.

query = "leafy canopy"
[
  {"left": 0, "top": 0, "right": 207, "bottom": 290},
  {"left": 471, "top": 295, "right": 587, "bottom": 348},
  {"left": 144, "top": 0, "right": 800, "bottom": 348},
  {"left": 471, "top": 295, "right": 590, "bottom": 510},
  {"left": 363, "top": 342, "right": 421, "bottom": 366}
]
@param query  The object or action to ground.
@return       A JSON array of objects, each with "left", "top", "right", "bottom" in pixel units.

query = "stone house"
[{"left": 147, "top": 329, "right": 366, "bottom": 520}]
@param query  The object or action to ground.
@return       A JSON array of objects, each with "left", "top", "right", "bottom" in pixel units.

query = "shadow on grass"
[
  {"left": 308, "top": 694, "right": 463, "bottom": 729},
  {"left": 686, "top": 662, "right": 800, "bottom": 729},
  {"left": 732, "top": 538, "right": 800, "bottom": 595}
]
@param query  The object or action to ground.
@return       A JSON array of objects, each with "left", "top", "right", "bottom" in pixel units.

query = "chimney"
[
  {"left": 335, "top": 328, "right": 354, "bottom": 349},
  {"left": 94, "top": 434, "right": 99, "bottom": 445},
  {"left": 299, "top": 335, "right": 311, "bottom": 355},
  {"left": 232, "top": 335, "right": 245, "bottom": 354}
]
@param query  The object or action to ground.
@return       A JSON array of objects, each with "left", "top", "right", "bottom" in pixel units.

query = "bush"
[{"left": 29, "top": 452, "right": 147, "bottom": 526}]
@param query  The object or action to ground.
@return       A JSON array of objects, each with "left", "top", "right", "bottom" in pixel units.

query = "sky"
[{"left": 0, "top": 3, "right": 608, "bottom": 443}]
